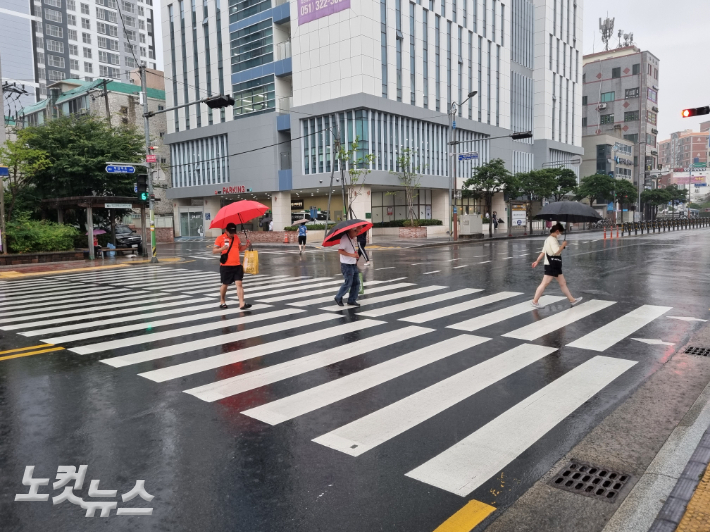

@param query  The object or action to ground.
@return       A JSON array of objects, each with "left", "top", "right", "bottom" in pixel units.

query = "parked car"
[{"left": 113, "top": 224, "right": 142, "bottom": 251}]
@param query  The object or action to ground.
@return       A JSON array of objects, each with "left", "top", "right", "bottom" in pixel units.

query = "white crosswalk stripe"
[
  {"left": 567, "top": 305, "right": 672, "bottom": 351},
  {"left": 319, "top": 286, "right": 446, "bottom": 312},
  {"left": 0, "top": 295, "right": 196, "bottom": 329},
  {"left": 0, "top": 282, "right": 77, "bottom": 296},
  {"left": 446, "top": 296, "right": 566, "bottom": 332},
  {"left": 404, "top": 356, "right": 637, "bottom": 496},
  {"left": 0, "top": 293, "right": 162, "bottom": 320},
  {"left": 0, "top": 288, "right": 147, "bottom": 313},
  {"left": 208, "top": 277, "right": 333, "bottom": 298},
  {"left": 356, "top": 289, "right": 483, "bottom": 317},
  {"left": 57, "top": 305, "right": 288, "bottom": 351},
  {"left": 289, "top": 281, "right": 414, "bottom": 307},
  {"left": 257, "top": 280, "right": 395, "bottom": 303},
  {"left": 400, "top": 291, "right": 523, "bottom": 324},
  {"left": 19, "top": 299, "right": 217, "bottom": 336},
  {"left": 185, "top": 326, "right": 434, "bottom": 402},
  {"left": 115, "top": 273, "right": 217, "bottom": 288},
  {"left": 502, "top": 299, "right": 616, "bottom": 341},
  {"left": 0, "top": 285, "right": 118, "bottom": 304},
  {"left": 312, "top": 344, "right": 556, "bottom": 457},
  {"left": 137, "top": 318, "right": 383, "bottom": 382},
  {"left": 243, "top": 334, "right": 489, "bottom": 425},
  {"left": 103, "top": 314, "right": 350, "bottom": 369}
]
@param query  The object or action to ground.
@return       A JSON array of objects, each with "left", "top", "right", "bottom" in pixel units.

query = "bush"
[
  {"left": 371, "top": 219, "right": 443, "bottom": 228},
  {"left": 6, "top": 217, "right": 81, "bottom": 254},
  {"left": 284, "top": 224, "right": 328, "bottom": 231}
]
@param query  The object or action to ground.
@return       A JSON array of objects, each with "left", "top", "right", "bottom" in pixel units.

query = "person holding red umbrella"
[
  {"left": 322, "top": 219, "right": 372, "bottom": 307},
  {"left": 213, "top": 222, "right": 251, "bottom": 309}
]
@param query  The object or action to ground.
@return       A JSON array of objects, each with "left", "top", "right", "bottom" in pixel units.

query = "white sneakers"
[
  {"left": 570, "top": 297, "right": 584, "bottom": 306},
  {"left": 531, "top": 301, "right": 545, "bottom": 309}
]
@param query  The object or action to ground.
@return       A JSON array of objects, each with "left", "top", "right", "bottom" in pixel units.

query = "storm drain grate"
[
  {"left": 685, "top": 346, "right": 710, "bottom": 357},
  {"left": 548, "top": 461, "right": 631, "bottom": 503}
]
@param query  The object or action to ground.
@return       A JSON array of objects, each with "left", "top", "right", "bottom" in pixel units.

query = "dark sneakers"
[
  {"left": 240, "top": 303, "right": 252, "bottom": 310},
  {"left": 334, "top": 298, "right": 344, "bottom": 307},
  {"left": 347, "top": 301, "right": 360, "bottom": 307}
]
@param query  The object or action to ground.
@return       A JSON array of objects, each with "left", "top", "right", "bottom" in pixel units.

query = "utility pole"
[
  {"left": 103, "top": 79, "right": 111, "bottom": 124},
  {"left": 140, "top": 63, "right": 158, "bottom": 263},
  {"left": 0, "top": 166, "right": 7, "bottom": 255},
  {"left": 325, "top": 127, "right": 341, "bottom": 230},
  {"left": 448, "top": 102, "right": 457, "bottom": 241}
]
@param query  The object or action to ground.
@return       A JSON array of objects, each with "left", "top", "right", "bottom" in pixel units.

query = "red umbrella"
[
  {"left": 209, "top": 200, "right": 269, "bottom": 230},
  {"left": 322, "top": 219, "right": 372, "bottom": 247}
]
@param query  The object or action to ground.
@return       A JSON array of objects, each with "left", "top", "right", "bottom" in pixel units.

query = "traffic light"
[
  {"left": 681, "top": 106, "right": 710, "bottom": 118},
  {"left": 204, "top": 95, "right": 235, "bottom": 109},
  {"left": 136, "top": 174, "right": 148, "bottom": 201}
]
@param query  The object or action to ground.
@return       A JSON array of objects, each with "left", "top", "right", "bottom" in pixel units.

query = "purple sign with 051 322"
[{"left": 298, "top": 0, "right": 351, "bottom": 25}]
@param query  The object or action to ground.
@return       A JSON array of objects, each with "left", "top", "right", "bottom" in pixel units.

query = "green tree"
[
  {"left": 0, "top": 130, "right": 51, "bottom": 222},
  {"left": 463, "top": 158, "right": 515, "bottom": 237},
  {"left": 612, "top": 179, "right": 638, "bottom": 222},
  {"left": 514, "top": 169, "right": 555, "bottom": 234},
  {"left": 390, "top": 147, "right": 422, "bottom": 226},
  {"left": 549, "top": 167, "right": 579, "bottom": 201},
  {"left": 18, "top": 114, "right": 145, "bottom": 200},
  {"left": 641, "top": 188, "right": 671, "bottom": 220},
  {"left": 665, "top": 185, "right": 688, "bottom": 217},
  {"left": 337, "top": 138, "right": 376, "bottom": 220},
  {"left": 576, "top": 173, "right": 615, "bottom": 206}
]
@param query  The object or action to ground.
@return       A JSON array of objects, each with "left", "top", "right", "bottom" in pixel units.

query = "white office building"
[{"left": 162, "top": 0, "right": 583, "bottom": 236}]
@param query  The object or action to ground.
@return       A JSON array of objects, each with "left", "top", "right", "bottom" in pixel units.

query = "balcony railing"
[
  {"left": 276, "top": 40, "right": 291, "bottom": 61},
  {"left": 277, "top": 96, "right": 292, "bottom": 113}
]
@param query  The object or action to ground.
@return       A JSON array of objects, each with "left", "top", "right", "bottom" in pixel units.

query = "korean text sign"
[{"left": 298, "top": 0, "right": 351, "bottom": 25}]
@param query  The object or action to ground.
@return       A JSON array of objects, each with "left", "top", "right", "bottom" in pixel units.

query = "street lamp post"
[{"left": 448, "top": 91, "right": 477, "bottom": 241}]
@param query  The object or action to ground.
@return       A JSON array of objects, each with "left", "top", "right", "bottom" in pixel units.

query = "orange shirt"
[{"left": 215, "top": 234, "right": 241, "bottom": 266}]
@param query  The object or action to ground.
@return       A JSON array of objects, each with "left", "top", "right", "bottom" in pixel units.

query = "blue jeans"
[{"left": 336, "top": 263, "right": 360, "bottom": 303}]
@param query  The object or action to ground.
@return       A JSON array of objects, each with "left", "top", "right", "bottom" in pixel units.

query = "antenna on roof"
[{"left": 599, "top": 15, "right": 615, "bottom": 51}]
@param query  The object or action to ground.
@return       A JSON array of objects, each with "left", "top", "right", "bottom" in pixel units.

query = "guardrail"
[{"left": 620, "top": 217, "right": 710, "bottom": 237}]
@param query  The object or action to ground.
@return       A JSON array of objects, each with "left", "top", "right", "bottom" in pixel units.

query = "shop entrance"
[{"left": 179, "top": 209, "right": 204, "bottom": 237}]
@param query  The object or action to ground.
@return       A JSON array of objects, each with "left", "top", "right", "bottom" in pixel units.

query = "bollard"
[
  {"left": 617, "top": 224, "right": 620, "bottom": 238},
  {"left": 634, "top": 222, "right": 638, "bottom": 236},
  {"left": 604, "top": 226, "right": 607, "bottom": 239}
]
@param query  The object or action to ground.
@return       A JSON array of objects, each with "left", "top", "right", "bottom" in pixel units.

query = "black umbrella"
[
  {"left": 534, "top": 201, "right": 602, "bottom": 240},
  {"left": 322, "top": 219, "right": 373, "bottom": 247}
]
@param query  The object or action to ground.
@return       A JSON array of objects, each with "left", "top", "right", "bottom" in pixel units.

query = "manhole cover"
[
  {"left": 685, "top": 346, "right": 710, "bottom": 357},
  {"left": 548, "top": 461, "right": 631, "bottom": 503}
]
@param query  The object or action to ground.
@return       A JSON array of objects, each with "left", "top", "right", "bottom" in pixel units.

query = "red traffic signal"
[{"left": 682, "top": 106, "right": 710, "bottom": 118}]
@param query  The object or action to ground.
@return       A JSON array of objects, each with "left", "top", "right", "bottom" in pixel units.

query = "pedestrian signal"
[
  {"left": 682, "top": 106, "right": 710, "bottom": 118},
  {"left": 136, "top": 174, "right": 148, "bottom": 201}
]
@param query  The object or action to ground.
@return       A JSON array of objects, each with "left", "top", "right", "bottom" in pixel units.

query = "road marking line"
[
  {"left": 423, "top": 271, "right": 441, "bottom": 275},
  {"left": 188, "top": 326, "right": 434, "bottom": 403},
  {"left": 433, "top": 500, "right": 496, "bottom": 532},
  {"left": 59, "top": 306, "right": 288, "bottom": 352},
  {"left": 19, "top": 299, "right": 217, "bottom": 336},
  {"left": 0, "top": 264, "right": 130, "bottom": 278},
  {"left": 376, "top": 267, "right": 395, "bottom": 270},
  {"left": 246, "top": 279, "right": 342, "bottom": 298},
  {"left": 503, "top": 300, "right": 616, "bottom": 341},
  {"left": 631, "top": 338, "right": 674, "bottom": 346},
  {"left": 401, "top": 292, "right": 523, "bottom": 324},
  {"left": 0, "top": 286, "right": 131, "bottom": 305},
  {"left": 289, "top": 283, "right": 416, "bottom": 307},
  {"left": 0, "top": 282, "right": 77, "bottom": 296},
  {"left": 136, "top": 319, "right": 383, "bottom": 382},
  {"left": 447, "top": 296, "right": 566, "bottom": 332},
  {"left": 0, "top": 344, "right": 52, "bottom": 355},
  {"left": 0, "top": 292, "right": 158, "bottom": 320},
  {"left": 0, "top": 346, "right": 65, "bottom": 361},
  {"left": 358, "top": 289, "right": 482, "bottom": 318},
  {"left": 453, "top": 265, "right": 468, "bottom": 269},
  {"left": 258, "top": 281, "right": 392, "bottom": 303},
  {"left": 313, "top": 344, "right": 554, "bottom": 457},
  {"left": 0, "top": 288, "right": 146, "bottom": 313},
  {"left": 319, "top": 286, "right": 446, "bottom": 312},
  {"left": 479, "top": 261, "right": 491, "bottom": 264},
  {"left": 243, "top": 335, "right": 487, "bottom": 424},
  {"left": 404, "top": 356, "right": 636, "bottom": 496},
  {"left": 667, "top": 316, "right": 707, "bottom": 322},
  {"left": 0, "top": 296, "right": 196, "bottom": 329},
  {"left": 567, "top": 305, "right": 672, "bottom": 351}
]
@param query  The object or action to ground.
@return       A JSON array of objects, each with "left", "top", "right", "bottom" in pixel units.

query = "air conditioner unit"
[
  {"left": 614, "top": 124, "right": 622, "bottom": 129},
  {"left": 598, "top": 103, "right": 607, "bottom": 110},
  {"left": 652, "top": 85, "right": 659, "bottom": 91},
  {"left": 651, "top": 128, "right": 658, "bottom": 135},
  {"left": 652, "top": 106, "right": 659, "bottom": 112}
]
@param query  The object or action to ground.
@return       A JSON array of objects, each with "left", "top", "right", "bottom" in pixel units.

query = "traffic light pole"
[{"left": 140, "top": 64, "right": 158, "bottom": 263}]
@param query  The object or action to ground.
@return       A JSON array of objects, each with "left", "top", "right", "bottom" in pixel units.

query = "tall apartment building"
[
  {"left": 582, "top": 45, "right": 660, "bottom": 188},
  {"left": 0, "top": 0, "right": 158, "bottom": 114},
  {"left": 162, "top": 0, "right": 583, "bottom": 237},
  {"left": 658, "top": 130, "right": 709, "bottom": 170}
]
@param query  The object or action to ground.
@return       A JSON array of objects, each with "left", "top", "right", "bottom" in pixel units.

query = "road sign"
[
  {"left": 0, "top": 166, "right": 9, "bottom": 177},
  {"left": 458, "top": 152, "right": 479, "bottom": 161},
  {"left": 106, "top": 165, "right": 136, "bottom": 173},
  {"left": 105, "top": 203, "right": 133, "bottom": 209},
  {"left": 146, "top": 155, "right": 157, "bottom": 163},
  {"left": 134, "top": 183, "right": 138, "bottom": 193}
]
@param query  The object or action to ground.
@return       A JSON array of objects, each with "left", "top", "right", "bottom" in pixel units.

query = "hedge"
[
  {"left": 284, "top": 224, "right": 328, "bottom": 231},
  {"left": 7, "top": 217, "right": 81, "bottom": 254},
  {"left": 371, "top": 219, "right": 443, "bottom": 228}
]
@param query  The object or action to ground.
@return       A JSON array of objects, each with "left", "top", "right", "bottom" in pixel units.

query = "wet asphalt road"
[{"left": 1, "top": 230, "right": 709, "bottom": 531}]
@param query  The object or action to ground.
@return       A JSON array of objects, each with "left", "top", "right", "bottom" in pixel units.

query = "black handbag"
[{"left": 219, "top": 236, "right": 234, "bottom": 265}]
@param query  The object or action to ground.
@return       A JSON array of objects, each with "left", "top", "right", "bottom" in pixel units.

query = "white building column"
[
  {"left": 431, "top": 189, "right": 450, "bottom": 231},
  {"left": 271, "top": 191, "right": 292, "bottom": 231},
  {"left": 349, "top": 186, "right": 372, "bottom": 221}
]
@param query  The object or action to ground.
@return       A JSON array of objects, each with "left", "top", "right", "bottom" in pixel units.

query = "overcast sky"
[
  {"left": 152, "top": 0, "right": 708, "bottom": 140},
  {"left": 583, "top": 0, "right": 710, "bottom": 140}
]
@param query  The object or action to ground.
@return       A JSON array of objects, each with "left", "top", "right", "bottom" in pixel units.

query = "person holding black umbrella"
[{"left": 530, "top": 223, "right": 582, "bottom": 309}]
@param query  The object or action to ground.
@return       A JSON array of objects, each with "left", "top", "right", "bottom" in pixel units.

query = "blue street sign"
[
  {"left": 452, "top": 121, "right": 456, "bottom": 129},
  {"left": 134, "top": 183, "right": 138, "bottom": 193},
  {"left": 0, "top": 166, "right": 9, "bottom": 177},
  {"left": 106, "top": 165, "right": 136, "bottom": 173},
  {"left": 458, "top": 152, "right": 479, "bottom": 161}
]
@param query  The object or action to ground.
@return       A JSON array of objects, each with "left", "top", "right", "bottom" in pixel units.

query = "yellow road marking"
[
  {"left": 676, "top": 463, "right": 710, "bottom": 531},
  {"left": 0, "top": 344, "right": 53, "bottom": 356},
  {"left": 0, "top": 346, "right": 64, "bottom": 361},
  {"left": 0, "top": 264, "right": 128, "bottom": 278},
  {"left": 433, "top": 500, "right": 496, "bottom": 532}
]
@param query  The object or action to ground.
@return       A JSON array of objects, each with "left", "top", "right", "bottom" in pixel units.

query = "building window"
[
  {"left": 47, "top": 39, "right": 64, "bottom": 53},
  {"left": 84, "top": 62, "right": 93, "bottom": 72},
  {"left": 395, "top": 0, "right": 403, "bottom": 102},
  {"left": 80, "top": 2, "right": 89, "bottom": 14},
  {"left": 170, "top": 134, "right": 230, "bottom": 188},
  {"left": 409, "top": 2, "right": 415, "bottom": 105},
  {"left": 582, "top": 95, "right": 587, "bottom": 105},
  {"left": 46, "top": 24, "right": 63, "bottom": 37},
  {"left": 654, "top": 68, "right": 658, "bottom": 79},
  {"left": 138, "top": 5, "right": 144, "bottom": 15},
  {"left": 83, "top": 47, "right": 92, "bottom": 58},
  {"left": 67, "top": 30, "right": 77, "bottom": 40},
  {"left": 230, "top": 19, "right": 273, "bottom": 73},
  {"left": 68, "top": 14, "right": 76, "bottom": 26},
  {"left": 435, "top": 15, "right": 440, "bottom": 111},
  {"left": 601, "top": 91, "right": 615, "bottom": 102},
  {"left": 82, "top": 33, "right": 91, "bottom": 44},
  {"left": 44, "top": 8, "right": 62, "bottom": 22},
  {"left": 82, "top": 18, "right": 91, "bottom": 28},
  {"left": 632, "top": 63, "right": 640, "bottom": 75},
  {"left": 98, "top": 37, "right": 119, "bottom": 50},
  {"left": 611, "top": 67, "right": 621, "bottom": 78},
  {"left": 124, "top": 29, "right": 136, "bottom": 40},
  {"left": 125, "top": 56, "right": 137, "bottom": 68},
  {"left": 447, "top": 21, "right": 451, "bottom": 111},
  {"left": 98, "top": 51, "right": 120, "bottom": 65},
  {"left": 229, "top": 0, "right": 271, "bottom": 24},
  {"left": 380, "top": 0, "right": 388, "bottom": 98},
  {"left": 48, "top": 69, "right": 66, "bottom": 81},
  {"left": 99, "top": 65, "right": 120, "bottom": 79},
  {"left": 70, "top": 59, "right": 79, "bottom": 71},
  {"left": 233, "top": 74, "right": 275, "bottom": 117},
  {"left": 96, "top": 7, "right": 117, "bottom": 22},
  {"left": 647, "top": 88, "right": 658, "bottom": 103},
  {"left": 647, "top": 134, "right": 656, "bottom": 147},
  {"left": 97, "top": 23, "right": 118, "bottom": 36},
  {"left": 647, "top": 110, "right": 657, "bottom": 125},
  {"left": 582, "top": 117, "right": 587, "bottom": 127},
  {"left": 624, "top": 134, "right": 638, "bottom": 143},
  {"left": 67, "top": 0, "right": 76, "bottom": 9},
  {"left": 47, "top": 55, "right": 65, "bottom": 68},
  {"left": 625, "top": 87, "right": 639, "bottom": 99},
  {"left": 600, "top": 114, "right": 614, "bottom": 125},
  {"left": 122, "top": 1, "right": 135, "bottom": 13},
  {"left": 422, "top": 9, "right": 428, "bottom": 108},
  {"left": 125, "top": 15, "right": 136, "bottom": 27},
  {"left": 624, "top": 111, "right": 639, "bottom": 122}
]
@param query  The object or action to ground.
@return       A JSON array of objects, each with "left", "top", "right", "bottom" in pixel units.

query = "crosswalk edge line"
[{"left": 432, "top": 500, "right": 496, "bottom": 532}]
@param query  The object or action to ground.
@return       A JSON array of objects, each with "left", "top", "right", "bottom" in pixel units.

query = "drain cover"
[
  {"left": 685, "top": 346, "right": 710, "bottom": 357},
  {"left": 548, "top": 461, "right": 631, "bottom": 503}
]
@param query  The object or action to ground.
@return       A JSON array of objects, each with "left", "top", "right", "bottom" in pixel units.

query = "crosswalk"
[{"left": 0, "top": 263, "right": 698, "bottom": 501}]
